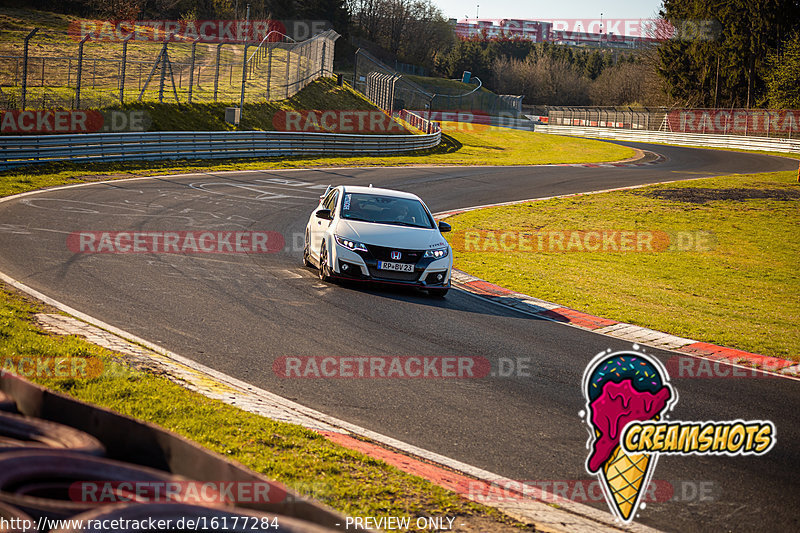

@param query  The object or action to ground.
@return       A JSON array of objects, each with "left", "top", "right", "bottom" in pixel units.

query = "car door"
[{"left": 309, "top": 188, "right": 338, "bottom": 255}]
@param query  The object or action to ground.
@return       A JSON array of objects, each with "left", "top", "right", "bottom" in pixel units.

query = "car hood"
[{"left": 337, "top": 219, "right": 449, "bottom": 250}]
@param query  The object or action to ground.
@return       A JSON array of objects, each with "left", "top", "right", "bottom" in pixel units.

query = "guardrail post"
[
  {"left": 75, "top": 34, "right": 90, "bottom": 109},
  {"left": 21, "top": 28, "right": 39, "bottom": 110}
]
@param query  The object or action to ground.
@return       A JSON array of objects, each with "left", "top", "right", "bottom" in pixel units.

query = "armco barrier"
[
  {"left": 0, "top": 372, "right": 346, "bottom": 528},
  {"left": 0, "top": 120, "right": 441, "bottom": 170},
  {"left": 534, "top": 124, "right": 800, "bottom": 154}
]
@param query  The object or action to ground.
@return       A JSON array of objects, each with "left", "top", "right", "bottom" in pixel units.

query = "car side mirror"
[
  {"left": 316, "top": 209, "right": 333, "bottom": 220},
  {"left": 438, "top": 221, "right": 451, "bottom": 233}
]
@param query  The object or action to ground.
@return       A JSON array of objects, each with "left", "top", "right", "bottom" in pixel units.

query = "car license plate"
[{"left": 377, "top": 261, "right": 414, "bottom": 272}]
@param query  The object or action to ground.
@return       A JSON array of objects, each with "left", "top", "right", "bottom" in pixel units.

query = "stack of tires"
[{"left": 0, "top": 391, "right": 338, "bottom": 532}]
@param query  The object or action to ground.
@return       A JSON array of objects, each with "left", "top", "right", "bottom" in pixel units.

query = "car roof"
[{"left": 339, "top": 185, "right": 421, "bottom": 201}]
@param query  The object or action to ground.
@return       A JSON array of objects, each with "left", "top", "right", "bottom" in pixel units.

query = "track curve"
[{"left": 0, "top": 142, "right": 797, "bottom": 532}]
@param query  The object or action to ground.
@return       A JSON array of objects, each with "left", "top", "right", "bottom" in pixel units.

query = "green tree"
[
  {"left": 764, "top": 33, "right": 800, "bottom": 108},
  {"left": 658, "top": 0, "right": 800, "bottom": 107},
  {"left": 585, "top": 51, "right": 604, "bottom": 79}
]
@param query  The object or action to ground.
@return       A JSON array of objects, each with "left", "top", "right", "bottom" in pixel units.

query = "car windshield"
[{"left": 340, "top": 193, "right": 435, "bottom": 229}]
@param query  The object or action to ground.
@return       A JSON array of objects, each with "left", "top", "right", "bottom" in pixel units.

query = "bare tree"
[
  {"left": 349, "top": 0, "right": 454, "bottom": 66},
  {"left": 492, "top": 55, "right": 590, "bottom": 105}
]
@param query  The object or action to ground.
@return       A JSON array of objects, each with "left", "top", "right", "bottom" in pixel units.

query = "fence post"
[
  {"left": 188, "top": 38, "right": 199, "bottom": 104},
  {"left": 213, "top": 43, "right": 223, "bottom": 102},
  {"left": 120, "top": 35, "right": 132, "bottom": 104},
  {"left": 75, "top": 34, "right": 90, "bottom": 109},
  {"left": 320, "top": 41, "right": 326, "bottom": 77},
  {"left": 158, "top": 41, "right": 169, "bottom": 103},
  {"left": 285, "top": 47, "right": 291, "bottom": 98},
  {"left": 240, "top": 43, "right": 249, "bottom": 112},
  {"left": 266, "top": 45, "right": 272, "bottom": 100},
  {"left": 353, "top": 49, "right": 359, "bottom": 89},
  {"left": 21, "top": 28, "right": 38, "bottom": 110}
]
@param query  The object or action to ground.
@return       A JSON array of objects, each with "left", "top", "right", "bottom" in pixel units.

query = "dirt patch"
[{"left": 642, "top": 187, "right": 800, "bottom": 204}]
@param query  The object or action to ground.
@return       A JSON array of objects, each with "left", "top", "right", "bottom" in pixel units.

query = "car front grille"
[
  {"left": 364, "top": 244, "right": 423, "bottom": 263},
  {"left": 367, "top": 267, "right": 421, "bottom": 282}
]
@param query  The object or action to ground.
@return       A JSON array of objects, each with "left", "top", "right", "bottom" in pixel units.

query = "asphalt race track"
[{"left": 0, "top": 142, "right": 798, "bottom": 532}]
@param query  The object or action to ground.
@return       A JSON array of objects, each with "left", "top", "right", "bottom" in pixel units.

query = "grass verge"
[
  {"left": 0, "top": 286, "right": 523, "bottom": 529},
  {"left": 447, "top": 171, "right": 800, "bottom": 361}
]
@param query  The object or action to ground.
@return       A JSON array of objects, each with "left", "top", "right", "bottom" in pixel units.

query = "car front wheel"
[
  {"left": 318, "top": 242, "right": 331, "bottom": 282},
  {"left": 428, "top": 288, "right": 448, "bottom": 298}
]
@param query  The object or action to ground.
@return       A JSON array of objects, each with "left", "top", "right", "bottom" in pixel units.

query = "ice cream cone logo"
[{"left": 582, "top": 349, "right": 677, "bottom": 523}]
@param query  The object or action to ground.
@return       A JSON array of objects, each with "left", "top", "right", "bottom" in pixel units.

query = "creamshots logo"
[{"left": 581, "top": 347, "right": 776, "bottom": 523}]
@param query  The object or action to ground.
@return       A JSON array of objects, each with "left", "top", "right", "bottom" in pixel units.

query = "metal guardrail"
[
  {"left": 405, "top": 112, "right": 534, "bottom": 132},
  {"left": 0, "top": 122, "right": 441, "bottom": 169},
  {"left": 395, "top": 109, "right": 441, "bottom": 134},
  {"left": 534, "top": 125, "right": 800, "bottom": 154}
]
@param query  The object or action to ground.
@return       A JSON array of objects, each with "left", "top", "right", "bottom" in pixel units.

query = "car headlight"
[
  {"left": 424, "top": 247, "right": 449, "bottom": 259},
  {"left": 335, "top": 234, "right": 368, "bottom": 252}
]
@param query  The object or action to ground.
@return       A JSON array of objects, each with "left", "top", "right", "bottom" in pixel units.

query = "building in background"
[{"left": 451, "top": 18, "right": 661, "bottom": 48}]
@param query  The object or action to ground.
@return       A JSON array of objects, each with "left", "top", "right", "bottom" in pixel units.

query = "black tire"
[
  {"left": 0, "top": 501, "right": 35, "bottom": 532},
  {"left": 428, "top": 288, "right": 449, "bottom": 298},
  {"left": 0, "top": 451, "right": 227, "bottom": 520},
  {"left": 0, "top": 390, "right": 16, "bottom": 413},
  {"left": 317, "top": 243, "right": 331, "bottom": 282},
  {"left": 51, "top": 503, "right": 338, "bottom": 533},
  {"left": 0, "top": 411, "right": 105, "bottom": 456},
  {"left": 302, "top": 229, "right": 312, "bottom": 267}
]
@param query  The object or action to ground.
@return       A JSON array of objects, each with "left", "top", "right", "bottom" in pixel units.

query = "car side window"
[
  {"left": 324, "top": 190, "right": 339, "bottom": 212},
  {"left": 321, "top": 190, "right": 335, "bottom": 209}
]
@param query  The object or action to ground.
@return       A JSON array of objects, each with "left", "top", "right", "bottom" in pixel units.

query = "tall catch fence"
[
  {"left": 546, "top": 106, "right": 800, "bottom": 139},
  {"left": 0, "top": 27, "right": 338, "bottom": 110},
  {"left": 353, "top": 49, "right": 521, "bottom": 117}
]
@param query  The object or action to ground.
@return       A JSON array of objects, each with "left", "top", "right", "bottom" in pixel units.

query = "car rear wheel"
[{"left": 318, "top": 243, "right": 331, "bottom": 282}]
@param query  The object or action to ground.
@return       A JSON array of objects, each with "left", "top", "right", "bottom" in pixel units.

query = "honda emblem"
[{"left": 391, "top": 251, "right": 402, "bottom": 260}]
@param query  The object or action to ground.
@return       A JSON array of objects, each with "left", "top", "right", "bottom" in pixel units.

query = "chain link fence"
[
  {"left": 545, "top": 106, "right": 800, "bottom": 139},
  {"left": 0, "top": 28, "right": 338, "bottom": 110},
  {"left": 352, "top": 49, "right": 521, "bottom": 117}
]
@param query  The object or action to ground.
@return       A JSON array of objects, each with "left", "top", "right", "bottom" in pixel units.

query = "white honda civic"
[{"left": 303, "top": 185, "right": 453, "bottom": 297}]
